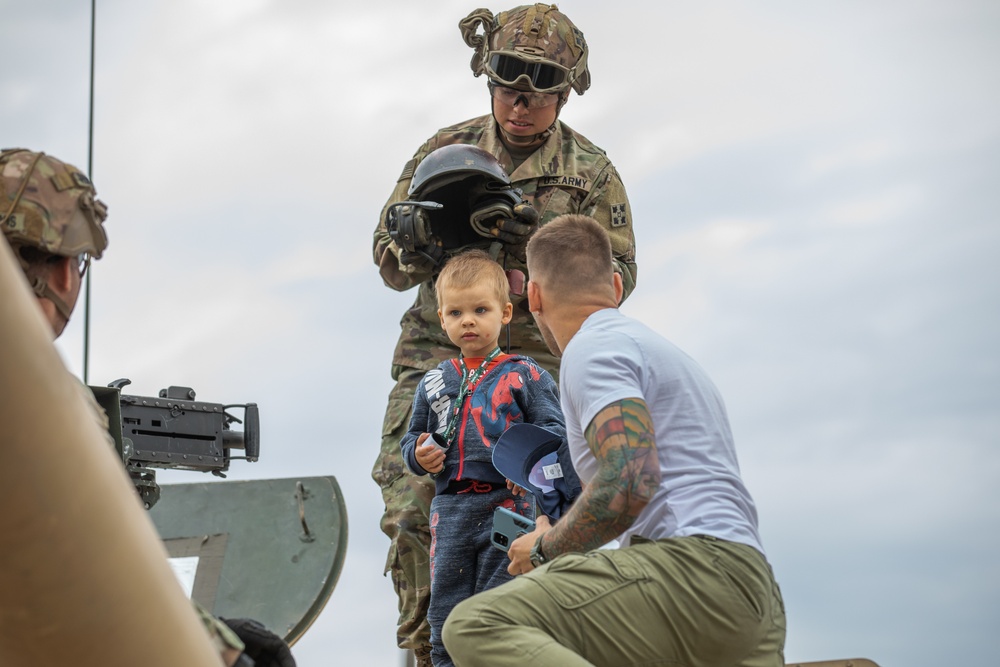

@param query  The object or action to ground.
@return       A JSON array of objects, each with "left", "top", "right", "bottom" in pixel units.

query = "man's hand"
[
  {"left": 414, "top": 432, "right": 445, "bottom": 474},
  {"left": 491, "top": 202, "right": 539, "bottom": 262},
  {"left": 507, "top": 514, "right": 551, "bottom": 575},
  {"left": 221, "top": 618, "right": 296, "bottom": 667}
]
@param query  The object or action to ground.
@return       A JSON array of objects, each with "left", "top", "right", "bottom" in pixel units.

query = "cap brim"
[{"left": 493, "top": 423, "right": 563, "bottom": 498}]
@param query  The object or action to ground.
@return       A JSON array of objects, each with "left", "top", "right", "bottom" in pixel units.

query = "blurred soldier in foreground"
[
  {"left": 0, "top": 147, "right": 294, "bottom": 667},
  {"left": 371, "top": 5, "right": 638, "bottom": 663}
]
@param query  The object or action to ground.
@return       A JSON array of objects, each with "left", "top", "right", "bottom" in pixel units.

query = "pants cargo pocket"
[{"left": 532, "top": 549, "right": 649, "bottom": 610}]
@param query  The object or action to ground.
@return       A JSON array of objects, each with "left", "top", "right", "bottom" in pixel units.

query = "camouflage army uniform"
[{"left": 372, "top": 113, "right": 637, "bottom": 655}]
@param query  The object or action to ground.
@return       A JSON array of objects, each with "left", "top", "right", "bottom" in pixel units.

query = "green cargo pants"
[
  {"left": 443, "top": 535, "right": 786, "bottom": 667},
  {"left": 372, "top": 366, "right": 435, "bottom": 655}
]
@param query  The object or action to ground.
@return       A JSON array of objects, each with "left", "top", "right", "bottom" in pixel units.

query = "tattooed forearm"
[{"left": 543, "top": 397, "right": 660, "bottom": 555}]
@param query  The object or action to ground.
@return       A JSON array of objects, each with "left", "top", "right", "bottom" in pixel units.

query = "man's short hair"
[
  {"left": 526, "top": 214, "right": 613, "bottom": 294},
  {"left": 435, "top": 249, "right": 510, "bottom": 309}
]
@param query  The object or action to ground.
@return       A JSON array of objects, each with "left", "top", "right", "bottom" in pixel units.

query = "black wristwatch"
[{"left": 529, "top": 535, "right": 549, "bottom": 568}]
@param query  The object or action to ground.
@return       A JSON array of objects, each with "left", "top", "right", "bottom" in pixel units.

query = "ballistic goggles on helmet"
[
  {"left": 485, "top": 52, "right": 574, "bottom": 94},
  {"left": 76, "top": 252, "right": 91, "bottom": 277},
  {"left": 489, "top": 83, "right": 560, "bottom": 109}
]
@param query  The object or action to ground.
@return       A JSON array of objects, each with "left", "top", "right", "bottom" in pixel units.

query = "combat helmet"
[
  {"left": 1, "top": 148, "right": 109, "bottom": 318},
  {"left": 460, "top": 4, "right": 590, "bottom": 95}
]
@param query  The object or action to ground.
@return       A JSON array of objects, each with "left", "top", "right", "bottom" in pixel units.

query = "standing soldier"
[{"left": 371, "top": 5, "right": 638, "bottom": 664}]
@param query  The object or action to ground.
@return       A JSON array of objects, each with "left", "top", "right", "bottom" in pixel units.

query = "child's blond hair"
[{"left": 435, "top": 249, "right": 509, "bottom": 310}]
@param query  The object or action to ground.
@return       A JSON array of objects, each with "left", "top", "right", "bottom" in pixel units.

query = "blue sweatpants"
[{"left": 428, "top": 484, "right": 533, "bottom": 667}]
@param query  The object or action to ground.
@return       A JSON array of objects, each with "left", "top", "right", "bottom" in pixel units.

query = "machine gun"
[{"left": 90, "top": 379, "right": 259, "bottom": 509}]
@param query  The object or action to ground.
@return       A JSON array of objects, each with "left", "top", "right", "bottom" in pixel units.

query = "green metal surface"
[{"left": 149, "top": 476, "right": 347, "bottom": 645}]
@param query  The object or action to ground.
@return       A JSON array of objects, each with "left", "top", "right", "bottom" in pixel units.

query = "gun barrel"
[{"left": 222, "top": 429, "right": 244, "bottom": 449}]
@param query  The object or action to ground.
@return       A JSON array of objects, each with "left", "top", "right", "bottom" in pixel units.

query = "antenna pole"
[{"left": 83, "top": 0, "right": 96, "bottom": 383}]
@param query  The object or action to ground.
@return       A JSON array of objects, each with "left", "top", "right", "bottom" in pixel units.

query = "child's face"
[{"left": 438, "top": 283, "right": 513, "bottom": 358}]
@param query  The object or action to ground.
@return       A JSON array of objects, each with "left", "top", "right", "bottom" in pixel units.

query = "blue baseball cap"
[{"left": 492, "top": 423, "right": 579, "bottom": 520}]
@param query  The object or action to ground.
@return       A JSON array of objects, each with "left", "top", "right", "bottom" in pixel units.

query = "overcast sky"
[{"left": 4, "top": 1, "right": 999, "bottom": 665}]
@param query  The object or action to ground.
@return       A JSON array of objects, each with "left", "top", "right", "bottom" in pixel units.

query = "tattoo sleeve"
[{"left": 542, "top": 397, "right": 660, "bottom": 556}]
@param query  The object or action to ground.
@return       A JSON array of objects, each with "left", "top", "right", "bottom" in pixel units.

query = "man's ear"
[
  {"left": 613, "top": 271, "right": 624, "bottom": 305},
  {"left": 527, "top": 280, "right": 542, "bottom": 313}
]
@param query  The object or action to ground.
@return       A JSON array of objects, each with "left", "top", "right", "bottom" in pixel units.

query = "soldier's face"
[
  {"left": 492, "top": 94, "right": 559, "bottom": 146},
  {"left": 438, "top": 283, "right": 513, "bottom": 358},
  {"left": 60, "top": 269, "right": 82, "bottom": 335},
  {"left": 45, "top": 255, "right": 84, "bottom": 339}
]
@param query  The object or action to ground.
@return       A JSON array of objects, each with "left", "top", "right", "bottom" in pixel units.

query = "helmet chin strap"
[
  {"left": 29, "top": 276, "right": 74, "bottom": 324},
  {"left": 492, "top": 90, "right": 569, "bottom": 149}
]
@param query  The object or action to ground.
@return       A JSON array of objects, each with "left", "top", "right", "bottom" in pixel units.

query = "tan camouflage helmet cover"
[
  {"left": 0, "top": 148, "right": 109, "bottom": 263},
  {"left": 460, "top": 4, "right": 591, "bottom": 95}
]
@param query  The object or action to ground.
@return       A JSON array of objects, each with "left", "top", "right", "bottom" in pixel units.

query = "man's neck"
[{"left": 553, "top": 305, "right": 616, "bottom": 353}]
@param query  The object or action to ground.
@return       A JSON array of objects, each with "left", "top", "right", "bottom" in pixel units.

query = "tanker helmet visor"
[{"left": 486, "top": 52, "right": 571, "bottom": 93}]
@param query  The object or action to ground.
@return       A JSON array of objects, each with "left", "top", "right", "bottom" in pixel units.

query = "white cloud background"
[{"left": 4, "top": 1, "right": 999, "bottom": 665}]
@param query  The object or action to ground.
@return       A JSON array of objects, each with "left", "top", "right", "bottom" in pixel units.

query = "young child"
[{"left": 400, "top": 249, "right": 567, "bottom": 667}]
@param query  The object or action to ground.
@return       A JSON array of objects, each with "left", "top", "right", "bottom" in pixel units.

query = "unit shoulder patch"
[{"left": 611, "top": 203, "right": 628, "bottom": 228}]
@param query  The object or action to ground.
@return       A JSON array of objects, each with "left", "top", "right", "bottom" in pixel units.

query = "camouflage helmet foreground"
[
  {"left": 1, "top": 148, "right": 109, "bottom": 263},
  {"left": 460, "top": 4, "right": 590, "bottom": 96}
]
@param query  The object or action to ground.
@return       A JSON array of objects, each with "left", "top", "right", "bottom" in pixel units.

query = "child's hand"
[
  {"left": 506, "top": 479, "right": 528, "bottom": 497},
  {"left": 414, "top": 432, "right": 445, "bottom": 474}
]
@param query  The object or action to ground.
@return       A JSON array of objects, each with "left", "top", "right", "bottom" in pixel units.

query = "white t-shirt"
[{"left": 560, "top": 308, "right": 765, "bottom": 555}]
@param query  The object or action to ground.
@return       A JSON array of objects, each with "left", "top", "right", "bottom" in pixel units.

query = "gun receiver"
[{"left": 90, "top": 379, "right": 259, "bottom": 509}]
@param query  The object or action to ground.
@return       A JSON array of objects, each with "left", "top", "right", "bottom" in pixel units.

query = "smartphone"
[{"left": 491, "top": 506, "right": 535, "bottom": 552}]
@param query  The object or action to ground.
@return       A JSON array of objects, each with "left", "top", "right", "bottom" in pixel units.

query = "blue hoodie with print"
[{"left": 401, "top": 353, "right": 579, "bottom": 498}]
